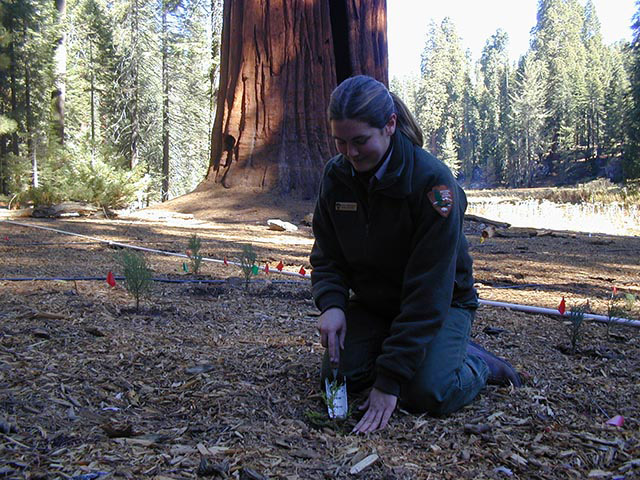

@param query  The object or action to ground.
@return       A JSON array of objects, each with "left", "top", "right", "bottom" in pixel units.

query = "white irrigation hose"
[
  {"left": 0, "top": 219, "right": 309, "bottom": 279},
  {"left": 479, "top": 299, "right": 640, "bottom": 328},
  {"left": 3, "top": 219, "right": 638, "bottom": 327}
]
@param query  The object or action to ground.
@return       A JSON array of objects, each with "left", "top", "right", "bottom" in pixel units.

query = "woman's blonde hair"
[{"left": 328, "top": 75, "right": 423, "bottom": 147}]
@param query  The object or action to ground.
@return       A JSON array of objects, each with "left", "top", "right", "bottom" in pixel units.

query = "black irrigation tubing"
[{"left": 0, "top": 276, "right": 308, "bottom": 285}]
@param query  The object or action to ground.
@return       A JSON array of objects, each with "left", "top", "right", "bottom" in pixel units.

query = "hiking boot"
[{"left": 467, "top": 341, "right": 522, "bottom": 387}]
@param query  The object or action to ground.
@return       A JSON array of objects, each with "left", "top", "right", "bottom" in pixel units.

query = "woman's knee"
[{"left": 401, "top": 380, "right": 461, "bottom": 416}]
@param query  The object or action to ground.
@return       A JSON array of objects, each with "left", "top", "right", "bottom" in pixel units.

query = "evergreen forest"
[{"left": 1, "top": 0, "right": 640, "bottom": 208}]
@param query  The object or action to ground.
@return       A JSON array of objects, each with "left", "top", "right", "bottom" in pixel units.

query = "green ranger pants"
[{"left": 321, "top": 301, "right": 489, "bottom": 416}]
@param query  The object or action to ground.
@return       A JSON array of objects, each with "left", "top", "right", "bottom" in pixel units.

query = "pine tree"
[
  {"left": 390, "top": 74, "right": 419, "bottom": 115},
  {"left": 162, "top": 0, "right": 215, "bottom": 199},
  {"left": 416, "top": 18, "right": 468, "bottom": 160},
  {"left": 50, "top": 0, "right": 68, "bottom": 145},
  {"left": 111, "top": 0, "right": 161, "bottom": 176},
  {"left": 459, "top": 65, "right": 479, "bottom": 181},
  {"left": 66, "top": 0, "right": 118, "bottom": 161},
  {"left": 582, "top": 0, "right": 608, "bottom": 160},
  {"left": 509, "top": 54, "right": 548, "bottom": 187},
  {"left": 532, "top": 0, "right": 588, "bottom": 170},
  {"left": 477, "top": 29, "right": 511, "bottom": 184},
  {"left": 0, "top": 0, "right": 56, "bottom": 192},
  {"left": 602, "top": 43, "right": 630, "bottom": 156},
  {"left": 626, "top": 1, "right": 640, "bottom": 180}
]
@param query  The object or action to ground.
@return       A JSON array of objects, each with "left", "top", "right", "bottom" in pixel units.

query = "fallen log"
[
  {"left": 32, "top": 202, "right": 99, "bottom": 218},
  {"left": 0, "top": 207, "right": 33, "bottom": 219},
  {"left": 464, "top": 214, "right": 510, "bottom": 228}
]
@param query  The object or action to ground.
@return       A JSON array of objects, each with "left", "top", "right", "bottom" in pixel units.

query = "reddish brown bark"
[
  {"left": 205, "top": 0, "right": 388, "bottom": 196},
  {"left": 346, "top": 0, "right": 388, "bottom": 84}
]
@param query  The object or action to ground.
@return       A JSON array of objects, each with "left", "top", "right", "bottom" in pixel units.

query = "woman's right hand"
[{"left": 318, "top": 307, "right": 346, "bottom": 366}]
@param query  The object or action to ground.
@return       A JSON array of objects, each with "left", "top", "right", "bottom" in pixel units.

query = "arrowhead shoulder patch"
[{"left": 427, "top": 185, "right": 454, "bottom": 218}]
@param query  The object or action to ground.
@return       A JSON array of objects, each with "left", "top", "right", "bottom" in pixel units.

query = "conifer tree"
[
  {"left": 477, "top": 29, "right": 511, "bottom": 185},
  {"left": 582, "top": 0, "right": 608, "bottom": 159},
  {"left": 602, "top": 43, "right": 630, "bottom": 157},
  {"left": 509, "top": 54, "right": 548, "bottom": 186},
  {"left": 626, "top": 1, "right": 640, "bottom": 179},
  {"left": 416, "top": 18, "right": 468, "bottom": 160},
  {"left": 160, "top": 0, "right": 215, "bottom": 199},
  {"left": 459, "top": 66, "right": 479, "bottom": 181},
  {"left": 66, "top": 0, "right": 118, "bottom": 160},
  {"left": 532, "top": 0, "right": 587, "bottom": 168},
  {"left": 111, "top": 0, "right": 160, "bottom": 174},
  {"left": 0, "top": 0, "right": 56, "bottom": 191}
]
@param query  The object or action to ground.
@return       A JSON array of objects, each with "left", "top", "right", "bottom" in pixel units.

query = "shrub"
[
  {"left": 117, "top": 250, "right": 153, "bottom": 312},
  {"left": 567, "top": 304, "right": 588, "bottom": 354},
  {"left": 187, "top": 234, "right": 203, "bottom": 274},
  {"left": 15, "top": 146, "right": 149, "bottom": 209},
  {"left": 239, "top": 243, "right": 257, "bottom": 290}
]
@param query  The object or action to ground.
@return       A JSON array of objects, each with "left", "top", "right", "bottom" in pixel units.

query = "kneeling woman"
[{"left": 310, "top": 75, "right": 521, "bottom": 434}]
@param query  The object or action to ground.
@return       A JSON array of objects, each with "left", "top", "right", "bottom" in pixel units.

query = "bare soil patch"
[{"left": 1, "top": 191, "right": 639, "bottom": 479}]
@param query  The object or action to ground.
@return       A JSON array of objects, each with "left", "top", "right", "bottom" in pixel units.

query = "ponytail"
[{"left": 390, "top": 92, "right": 423, "bottom": 148}]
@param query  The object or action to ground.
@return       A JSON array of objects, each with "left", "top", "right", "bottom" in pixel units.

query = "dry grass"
[{"left": 467, "top": 182, "right": 640, "bottom": 236}]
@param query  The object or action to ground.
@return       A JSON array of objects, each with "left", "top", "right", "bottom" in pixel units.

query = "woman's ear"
[{"left": 385, "top": 113, "right": 397, "bottom": 136}]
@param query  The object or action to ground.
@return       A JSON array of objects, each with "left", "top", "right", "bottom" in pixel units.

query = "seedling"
[
  {"left": 607, "top": 289, "right": 627, "bottom": 337},
  {"left": 186, "top": 234, "right": 203, "bottom": 274},
  {"left": 567, "top": 304, "right": 588, "bottom": 354},
  {"left": 117, "top": 250, "right": 152, "bottom": 312},
  {"left": 324, "top": 369, "right": 348, "bottom": 420},
  {"left": 624, "top": 293, "right": 637, "bottom": 312},
  {"left": 239, "top": 243, "right": 257, "bottom": 290}
]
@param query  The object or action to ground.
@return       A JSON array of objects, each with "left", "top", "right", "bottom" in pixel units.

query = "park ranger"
[{"left": 310, "top": 75, "right": 521, "bottom": 434}]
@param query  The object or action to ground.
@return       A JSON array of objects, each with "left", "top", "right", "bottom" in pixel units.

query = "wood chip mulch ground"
[{"left": 0, "top": 213, "right": 639, "bottom": 480}]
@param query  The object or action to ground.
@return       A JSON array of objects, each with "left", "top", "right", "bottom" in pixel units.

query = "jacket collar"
[
  {"left": 371, "top": 132, "right": 414, "bottom": 197},
  {"left": 331, "top": 132, "right": 415, "bottom": 198}
]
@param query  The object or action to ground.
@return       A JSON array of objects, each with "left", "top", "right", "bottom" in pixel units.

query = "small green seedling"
[
  {"left": 187, "top": 234, "right": 203, "bottom": 274},
  {"left": 324, "top": 369, "right": 348, "bottom": 420},
  {"left": 239, "top": 243, "right": 257, "bottom": 290},
  {"left": 567, "top": 304, "right": 588, "bottom": 354},
  {"left": 607, "top": 291, "right": 627, "bottom": 337},
  {"left": 624, "top": 293, "right": 637, "bottom": 312},
  {"left": 117, "top": 250, "right": 153, "bottom": 312}
]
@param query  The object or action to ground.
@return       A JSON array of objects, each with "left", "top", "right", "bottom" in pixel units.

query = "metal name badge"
[{"left": 335, "top": 202, "right": 358, "bottom": 212}]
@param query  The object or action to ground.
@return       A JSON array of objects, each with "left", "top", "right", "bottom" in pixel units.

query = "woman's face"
[{"left": 331, "top": 114, "right": 396, "bottom": 173}]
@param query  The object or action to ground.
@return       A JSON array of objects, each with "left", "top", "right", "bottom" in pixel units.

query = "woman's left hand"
[{"left": 352, "top": 388, "right": 397, "bottom": 434}]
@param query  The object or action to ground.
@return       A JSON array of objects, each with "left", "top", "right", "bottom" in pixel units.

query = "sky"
[{"left": 387, "top": 0, "right": 637, "bottom": 79}]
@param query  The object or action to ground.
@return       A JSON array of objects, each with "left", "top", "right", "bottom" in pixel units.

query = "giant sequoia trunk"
[{"left": 205, "top": 0, "right": 387, "bottom": 196}]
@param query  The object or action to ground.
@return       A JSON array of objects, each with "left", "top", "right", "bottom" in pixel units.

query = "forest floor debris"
[{"left": 1, "top": 203, "right": 639, "bottom": 479}]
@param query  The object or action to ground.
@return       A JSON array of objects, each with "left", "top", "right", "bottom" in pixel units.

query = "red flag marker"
[
  {"left": 276, "top": 261, "right": 284, "bottom": 271},
  {"left": 106, "top": 271, "right": 116, "bottom": 287},
  {"left": 299, "top": 266, "right": 306, "bottom": 276},
  {"left": 558, "top": 296, "right": 566, "bottom": 315},
  {"left": 613, "top": 286, "right": 618, "bottom": 296},
  {"left": 264, "top": 263, "right": 270, "bottom": 274},
  {"left": 223, "top": 257, "right": 228, "bottom": 266},
  {"left": 186, "top": 249, "right": 192, "bottom": 258},
  {"left": 3, "top": 236, "right": 8, "bottom": 242}
]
